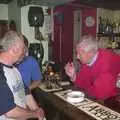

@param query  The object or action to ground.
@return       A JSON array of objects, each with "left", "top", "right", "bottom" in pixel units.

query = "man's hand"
[
  {"left": 35, "top": 108, "right": 45, "bottom": 120},
  {"left": 26, "top": 94, "right": 40, "bottom": 110},
  {"left": 26, "top": 94, "right": 45, "bottom": 119},
  {"left": 64, "top": 62, "right": 76, "bottom": 81}
]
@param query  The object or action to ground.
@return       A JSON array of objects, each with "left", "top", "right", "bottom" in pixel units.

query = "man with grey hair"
[
  {"left": 65, "top": 35, "right": 120, "bottom": 100},
  {"left": 0, "top": 31, "right": 44, "bottom": 120}
]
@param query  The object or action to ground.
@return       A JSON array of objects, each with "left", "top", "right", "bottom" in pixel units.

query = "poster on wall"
[
  {"left": 82, "top": 8, "right": 97, "bottom": 37},
  {"left": 85, "top": 16, "right": 95, "bottom": 27}
]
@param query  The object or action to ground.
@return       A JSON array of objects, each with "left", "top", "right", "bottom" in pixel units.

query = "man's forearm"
[
  {"left": 5, "top": 106, "right": 38, "bottom": 119},
  {"left": 26, "top": 94, "right": 39, "bottom": 110},
  {"left": 29, "top": 81, "right": 41, "bottom": 90}
]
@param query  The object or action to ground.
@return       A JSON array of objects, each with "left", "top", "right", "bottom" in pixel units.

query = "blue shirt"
[{"left": 17, "top": 56, "right": 42, "bottom": 88}]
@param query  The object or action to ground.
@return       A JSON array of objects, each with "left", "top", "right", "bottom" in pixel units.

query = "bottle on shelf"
[
  {"left": 104, "top": 18, "right": 113, "bottom": 34},
  {"left": 107, "top": 37, "right": 118, "bottom": 49},
  {"left": 107, "top": 37, "right": 112, "bottom": 49},
  {"left": 98, "top": 17, "right": 114, "bottom": 34},
  {"left": 112, "top": 21, "right": 120, "bottom": 33},
  {"left": 98, "top": 17, "right": 120, "bottom": 50},
  {"left": 111, "top": 39, "right": 116, "bottom": 49},
  {"left": 98, "top": 17, "right": 103, "bottom": 33},
  {"left": 98, "top": 16, "right": 107, "bottom": 34},
  {"left": 112, "top": 21, "right": 116, "bottom": 33},
  {"left": 118, "top": 20, "right": 120, "bottom": 33}
]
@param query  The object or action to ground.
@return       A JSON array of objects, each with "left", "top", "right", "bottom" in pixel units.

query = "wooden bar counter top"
[{"left": 32, "top": 85, "right": 120, "bottom": 120}]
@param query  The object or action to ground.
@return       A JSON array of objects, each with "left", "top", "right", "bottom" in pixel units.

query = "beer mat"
[
  {"left": 38, "top": 83, "right": 62, "bottom": 92},
  {"left": 54, "top": 90, "right": 120, "bottom": 120}
]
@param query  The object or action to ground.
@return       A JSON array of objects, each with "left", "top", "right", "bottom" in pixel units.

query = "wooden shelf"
[
  {"left": 97, "top": 33, "right": 120, "bottom": 49},
  {"left": 97, "top": 33, "right": 120, "bottom": 37}
]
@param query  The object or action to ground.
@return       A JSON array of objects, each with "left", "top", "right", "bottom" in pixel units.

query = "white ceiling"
[{"left": 28, "top": 0, "right": 76, "bottom": 7}]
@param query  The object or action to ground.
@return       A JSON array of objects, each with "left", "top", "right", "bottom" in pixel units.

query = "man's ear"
[
  {"left": 10, "top": 46, "right": 18, "bottom": 55},
  {"left": 89, "top": 49, "right": 96, "bottom": 57}
]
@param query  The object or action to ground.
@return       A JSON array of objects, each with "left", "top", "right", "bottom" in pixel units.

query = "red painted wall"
[
  {"left": 52, "top": 4, "right": 97, "bottom": 77},
  {"left": 53, "top": 5, "right": 74, "bottom": 67},
  {"left": 81, "top": 8, "right": 97, "bottom": 37}
]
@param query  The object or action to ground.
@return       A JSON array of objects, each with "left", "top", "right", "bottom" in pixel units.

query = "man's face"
[
  {"left": 13, "top": 40, "right": 26, "bottom": 64},
  {"left": 24, "top": 46, "right": 29, "bottom": 56},
  {"left": 76, "top": 47, "right": 91, "bottom": 64}
]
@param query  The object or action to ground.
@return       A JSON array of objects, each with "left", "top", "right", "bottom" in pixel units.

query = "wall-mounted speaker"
[
  {"left": 28, "top": 6, "right": 44, "bottom": 27},
  {"left": 29, "top": 43, "right": 44, "bottom": 67}
]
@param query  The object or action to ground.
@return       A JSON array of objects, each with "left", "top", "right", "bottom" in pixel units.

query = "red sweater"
[{"left": 74, "top": 49, "right": 120, "bottom": 100}]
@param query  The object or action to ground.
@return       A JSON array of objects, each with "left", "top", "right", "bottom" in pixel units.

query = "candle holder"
[{"left": 44, "top": 73, "right": 60, "bottom": 90}]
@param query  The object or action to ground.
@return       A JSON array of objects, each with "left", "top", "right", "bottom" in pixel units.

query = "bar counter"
[{"left": 32, "top": 85, "right": 120, "bottom": 120}]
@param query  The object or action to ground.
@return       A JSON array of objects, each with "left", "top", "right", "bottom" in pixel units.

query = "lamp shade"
[{"left": 28, "top": 6, "right": 44, "bottom": 27}]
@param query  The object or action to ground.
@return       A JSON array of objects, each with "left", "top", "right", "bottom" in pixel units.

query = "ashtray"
[{"left": 66, "top": 91, "right": 85, "bottom": 103}]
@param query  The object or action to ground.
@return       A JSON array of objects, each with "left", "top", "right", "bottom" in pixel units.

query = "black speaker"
[
  {"left": 28, "top": 6, "right": 44, "bottom": 27},
  {"left": 29, "top": 43, "right": 44, "bottom": 67}
]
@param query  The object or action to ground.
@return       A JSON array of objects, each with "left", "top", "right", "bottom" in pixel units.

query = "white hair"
[
  {"left": 0, "top": 31, "right": 24, "bottom": 52},
  {"left": 77, "top": 35, "right": 99, "bottom": 52}
]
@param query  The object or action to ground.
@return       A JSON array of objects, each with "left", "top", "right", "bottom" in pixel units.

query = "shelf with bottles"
[
  {"left": 98, "top": 16, "right": 120, "bottom": 35},
  {"left": 97, "top": 33, "right": 120, "bottom": 37},
  {"left": 98, "top": 35, "right": 120, "bottom": 49},
  {"left": 97, "top": 31, "right": 120, "bottom": 49},
  {"left": 107, "top": 38, "right": 120, "bottom": 49},
  {"left": 97, "top": 16, "right": 120, "bottom": 49}
]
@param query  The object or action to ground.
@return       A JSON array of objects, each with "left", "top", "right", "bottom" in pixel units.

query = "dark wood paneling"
[
  {"left": 0, "top": 20, "right": 8, "bottom": 38},
  {"left": 0, "top": 0, "right": 12, "bottom": 4},
  {"left": 75, "top": 0, "right": 120, "bottom": 10}
]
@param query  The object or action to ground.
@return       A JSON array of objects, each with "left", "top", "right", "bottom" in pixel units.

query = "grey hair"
[
  {"left": 0, "top": 31, "right": 23, "bottom": 52},
  {"left": 76, "top": 35, "right": 99, "bottom": 52}
]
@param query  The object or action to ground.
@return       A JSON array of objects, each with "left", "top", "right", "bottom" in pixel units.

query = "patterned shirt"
[{"left": 0, "top": 63, "right": 28, "bottom": 120}]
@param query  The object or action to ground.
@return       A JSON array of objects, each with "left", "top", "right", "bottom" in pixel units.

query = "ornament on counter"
[
  {"left": 44, "top": 72, "right": 60, "bottom": 90},
  {"left": 43, "top": 61, "right": 61, "bottom": 90}
]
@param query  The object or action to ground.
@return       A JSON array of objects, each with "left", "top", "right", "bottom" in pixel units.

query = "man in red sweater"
[{"left": 65, "top": 35, "right": 120, "bottom": 100}]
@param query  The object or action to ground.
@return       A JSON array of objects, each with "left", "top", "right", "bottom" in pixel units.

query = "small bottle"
[
  {"left": 111, "top": 38, "right": 116, "bottom": 49},
  {"left": 118, "top": 21, "right": 120, "bottom": 33},
  {"left": 98, "top": 17, "right": 103, "bottom": 33},
  {"left": 112, "top": 21, "right": 116, "bottom": 33},
  {"left": 102, "top": 18, "right": 106, "bottom": 33},
  {"left": 105, "top": 18, "right": 113, "bottom": 34},
  {"left": 107, "top": 41, "right": 112, "bottom": 49}
]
